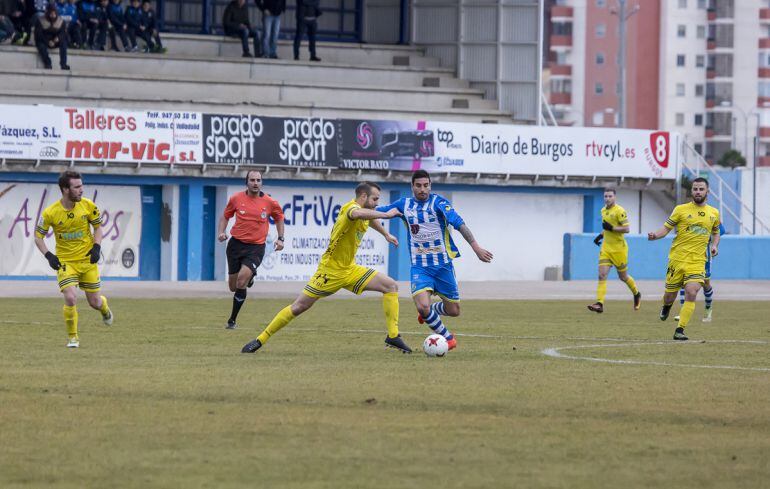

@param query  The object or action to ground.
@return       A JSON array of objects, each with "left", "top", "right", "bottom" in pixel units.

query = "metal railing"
[{"left": 680, "top": 140, "right": 770, "bottom": 235}]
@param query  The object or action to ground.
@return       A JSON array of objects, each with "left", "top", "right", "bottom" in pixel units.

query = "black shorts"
[{"left": 226, "top": 237, "right": 266, "bottom": 276}]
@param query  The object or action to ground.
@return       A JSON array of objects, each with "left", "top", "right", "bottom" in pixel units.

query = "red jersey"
[{"left": 224, "top": 191, "right": 284, "bottom": 244}]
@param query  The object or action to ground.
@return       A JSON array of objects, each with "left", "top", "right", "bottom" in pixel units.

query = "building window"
[
  {"left": 694, "top": 143, "right": 703, "bottom": 154},
  {"left": 595, "top": 24, "right": 606, "bottom": 38},
  {"left": 677, "top": 83, "right": 686, "bottom": 96},
  {"left": 696, "top": 55, "right": 705, "bottom": 68},
  {"left": 616, "top": 82, "right": 622, "bottom": 94},
  {"left": 678, "top": 0, "right": 687, "bottom": 7},
  {"left": 697, "top": 25, "right": 706, "bottom": 39},
  {"left": 677, "top": 54, "right": 686, "bottom": 67},
  {"left": 678, "top": 25, "right": 686, "bottom": 38},
  {"left": 695, "top": 114, "right": 704, "bottom": 126},
  {"left": 676, "top": 113, "right": 685, "bottom": 126},
  {"left": 595, "top": 83, "right": 604, "bottom": 94},
  {"left": 695, "top": 84, "right": 704, "bottom": 96},
  {"left": 592, "top": 111, "right": 604, "bottom": 125},
  {"left": 697, "top": 0, "right": 706, "bottom": 8},
  {"left": 596, "top": 53, "right": 605, "bottom": 65}
]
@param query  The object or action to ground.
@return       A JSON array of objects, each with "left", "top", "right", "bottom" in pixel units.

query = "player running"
[
  {"left": 647, "top": 178, "right": 721, "bottom": 341},
  {"left": 218, "top": 171, "right": 285, "bottom": 330},
  {"left": 241, "top": 182, "right": 410, "bottom": 353},
  {"left": 375, "top": 170, "right": 493, "bottom": 351},
  {"left": 674, "top": 222, "right": 725, "bottom": 323},
  {"left": 587, "top": 188, "right": 641, "bottom": 313},
  {"left": 34, "top": 171, "right": 114, "bottom": 348}
]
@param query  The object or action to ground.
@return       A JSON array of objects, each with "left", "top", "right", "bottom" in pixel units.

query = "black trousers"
[
  {"left": 293, "top": 18, "right": 317, "bottom": 59},
  {"left": 225, "top": 25, "right": 260, "bottom": 56},
  {"left": 35, "top": 27, "right": 68, "bottom": 68}
]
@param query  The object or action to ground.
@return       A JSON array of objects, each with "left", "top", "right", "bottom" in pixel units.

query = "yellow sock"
[
  {"left": 625, "top": 275, "right": 639, "bottom": 295},
  {"left": 99, "top": 295, "right": 110, "bottom": 316},
  {"left": 257, "top": 305, "right": 295, "bottom": 344},
  {"left": 63, "top": 305, "right": 78, "bottom": 340},
  {"left": 382, "top": 292, "right": 400, "bottom": 338},
  {"left": 596, "top": 280, "right": 607, "bottom": 304},
  {"left": 678, "top": 301, "right": 695, "bottom": 328}
]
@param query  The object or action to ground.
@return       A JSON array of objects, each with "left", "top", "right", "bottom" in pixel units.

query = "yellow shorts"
[
  {"left": 665, "top": 260, "right": 705, "bottom": 292},
  {"left": 599, "top": 246, "right": 628, "bottom": 272},
  {"left": 302, "top": 264, "right": 378, "bottom": 298},
  {"left": 57, "top": 260, "right": 101, "bottom": 293}
]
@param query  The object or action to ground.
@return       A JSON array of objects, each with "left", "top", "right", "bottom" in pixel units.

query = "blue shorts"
[
  {"left": 410, "top": 263, "right": 460, "bottom": 302},
  {"left": 705, "top": 259, "right": 712, "bottom": 279}
]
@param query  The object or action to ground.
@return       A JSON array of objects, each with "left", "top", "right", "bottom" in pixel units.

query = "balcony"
[
  {"left": 551, "top": 6, "right": 573, "bottom": 19},
  {"left": 550, "top": 64, "right": 572, "bottom": 76},
  {"left": 761, "top": 39, "right": 770, "bottom": 49},
  {"left": 759, "top": 97, "right": 770, "bottom": 107},
  {"left": 705, "top": 127, "right": 715, "bottom": 138},
  {"left": 760, "top": 68, "right": 770, "bottom": 78},
  {"left": 707, "top": 38, "right": 716, "bottom": 50},
  {"left": 550, "top": 35, "right": 572, "bottom": 48},
  {"left": 758, "top": 128, "right": 770, "bottom": 139},
  {"left": 549, "top": 92, "right": 571, "bottom": 105},
  {"left": 706, "top": 99, "right": 716, "bottom": 108},
  {"left": 708, "top": 9, "right": 716, "bottom": 21},
  {"left": 707, "top": 69, "right": 716, "bottom": 79},
  {"left": 761, "top": 8, "right": 770, "bottom": 21}
]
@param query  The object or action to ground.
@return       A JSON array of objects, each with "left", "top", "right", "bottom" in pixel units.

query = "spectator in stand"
[
  {"left": 256, "top": 0, "right": 283, "bottom": 59},
  {"left": 293, "top": 0, "right": 320, "bottom": 62},
  {"left": 78, "top": 0, "right": 98, "bottom": 49},
  {"left": 34, "top": 4, "right": 69, "bottom": 69},
  {"left": 106, "top": 0, "right": 128, "bottom": 51},
  {"left": 91, "top": 0, "right": 109, "bottom": 50},
  {"left": 124, "top": 0, "right": 143, "bottom": 51},
  {"left": 140, "top": 0, "right": 164, "bottom": 53},
  {"left": 12, "top": 0, "right": 37, "bottom": 45},
  {"left": 56, "top": 0, "right": 82, "bottom": 48},
  {"left": 0, "top": 0, "right": 18, "bottom": 44},
  {"left": 222, "top": 0, "right": 259, "bottom": 58},
  {"left": 7, "top": 1, "right": 25, "bottom": 44}
]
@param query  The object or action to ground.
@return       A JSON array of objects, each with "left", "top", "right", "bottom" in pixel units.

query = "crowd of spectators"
[
  {"left": 0, "top": 0, "right": 164, "bottom": 69},
  {"left": 0, "top": 0, "right": 323, "bottom": 69}
]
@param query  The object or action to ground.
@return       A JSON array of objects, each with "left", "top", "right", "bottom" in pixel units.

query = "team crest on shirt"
[
  {"left": 410, "top": 223, "right": 420, "bottom": 234},
  {"left": 261, "top": 211, "right": 267, "bottom": 219},
  {"left": 239, "top": 210, "right": 246, "bottom": 215}
]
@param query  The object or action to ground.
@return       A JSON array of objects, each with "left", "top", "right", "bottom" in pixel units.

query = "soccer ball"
[{"left": 423, "top": 334, "right": 448, "bottom": 357}]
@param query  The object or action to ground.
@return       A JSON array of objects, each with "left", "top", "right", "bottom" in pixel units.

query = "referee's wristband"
[{"left": 277, "top": 236, "right": 284, "bottom": 241}]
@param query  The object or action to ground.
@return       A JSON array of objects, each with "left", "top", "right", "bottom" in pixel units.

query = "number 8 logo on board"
[{"left": 649, "top": 131, "right": 669, "bottom": 168}]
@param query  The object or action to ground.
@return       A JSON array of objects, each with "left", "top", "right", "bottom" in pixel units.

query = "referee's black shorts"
[{"left": 226, "top": 237, "right": 266, "bottom": 276}]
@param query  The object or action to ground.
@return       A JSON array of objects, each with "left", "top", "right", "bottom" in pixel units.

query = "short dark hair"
[
  {"left": 692, "top": 177, "right": 709, "bottom": 188},
  {"left": 58, "top": 171, "right": 82, "bottom": 192},
  {"left": 355, "top": 181, "right": 381, "bottom": 197},
  {"left": 411, "top": 170, "right": 431, "bottom": 184},
  {"left": 603, "top": 187, "right": 616, "bottom": 195}
]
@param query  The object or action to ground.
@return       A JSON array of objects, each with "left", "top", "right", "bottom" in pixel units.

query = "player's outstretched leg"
[
  {"left": 242, "top": 294, "right": 316, "bottom": 353},
  {"left": 414, "top": 292, "right": 456, "bottom": 350},
  {"left": 588, "top": 266, "right": 609, "bottom": 313},
  {"left": 673, "top": 284, "right": 700, "bottom": 340},
  {"left": 618, "top": 270, "right": 641, "bottom": 311},
  {"left": 227, "top": 265, "right": 254, "bottom": 329},
  {"left": 63, "top": 304, "right": 79, "bottom": 347}
]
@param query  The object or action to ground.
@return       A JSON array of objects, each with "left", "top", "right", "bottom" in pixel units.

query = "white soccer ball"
[{"left": 423, "top": 334, "right": 448, "bottom": 357}]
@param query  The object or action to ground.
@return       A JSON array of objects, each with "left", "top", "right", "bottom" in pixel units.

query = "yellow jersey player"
[
  {"left": 34, "top": 171, "right": 114, "bottom": 348},
  {"left": 647, "top": 177, "right": 720, "bottom": 340},
  {"left": 241, "top": 181, "right": 411, "bottom": 354},
  {"left": 587, "top": 188, "right": 641, "bottom": 313}
]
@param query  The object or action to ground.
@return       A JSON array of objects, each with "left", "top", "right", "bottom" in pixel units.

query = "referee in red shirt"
[{"left": 218, "top": 171, "right": 285, "bottom": 329}]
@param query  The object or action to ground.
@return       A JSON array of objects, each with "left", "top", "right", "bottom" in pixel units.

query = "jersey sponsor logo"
[
  {"left": 59, "top": 230, "right": 84, "bottom": 240},
  {"left": 410, "top": 223, "right": 420, "bottom": 234},
  {"left": 415, "top": 246, "right": 443, "bottom": 255}
]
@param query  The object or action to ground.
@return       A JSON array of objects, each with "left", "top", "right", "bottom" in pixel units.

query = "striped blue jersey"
[{"left": 377, "top": 193, "right": 465, "bottom": 267}]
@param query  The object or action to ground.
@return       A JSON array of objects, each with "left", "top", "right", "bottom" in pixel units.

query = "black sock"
[{"left": 229, "top": 288, "right": 247, "bottom": 323}]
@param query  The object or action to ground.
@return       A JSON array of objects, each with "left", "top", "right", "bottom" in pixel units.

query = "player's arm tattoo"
[{"left": 458, "top": 224, "right": 476, "bottom": 245}]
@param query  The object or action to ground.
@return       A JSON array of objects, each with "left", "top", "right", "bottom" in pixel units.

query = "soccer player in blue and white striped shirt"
[{"left": 376, "top": 170, "right": 493, "bottom": 350}]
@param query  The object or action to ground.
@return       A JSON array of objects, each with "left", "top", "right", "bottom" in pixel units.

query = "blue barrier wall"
[{"left": 563, "top": 233, "right": 770, "bottom": 280}]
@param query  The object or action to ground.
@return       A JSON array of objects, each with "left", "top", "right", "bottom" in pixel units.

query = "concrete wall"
[{"left": 564, "top": 233, "right": 770, "bottom": 280}]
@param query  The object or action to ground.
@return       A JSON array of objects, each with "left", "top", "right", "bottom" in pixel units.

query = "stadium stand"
[{"left": 0, "top": 34, "right": 511, "bottom": 122}]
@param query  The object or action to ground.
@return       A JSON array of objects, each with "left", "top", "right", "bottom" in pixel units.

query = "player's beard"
[
  {"left": 69, "top": 191, "right": 82, "bottom": 202},
  {"left": 692, "top": 194, "right": 706, "bottom": 204}
]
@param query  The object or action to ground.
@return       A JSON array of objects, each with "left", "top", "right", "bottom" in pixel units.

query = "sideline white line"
[
  {"left": 0, "top": 320, "right": 55, "bottom": 326},
  {"left": 542, "top": 340, "right": 770, "bottom": 372}
]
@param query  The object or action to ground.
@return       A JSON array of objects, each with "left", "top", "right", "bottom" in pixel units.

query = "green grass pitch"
[{"left": 1, "top": 297, "right": 769, "bottom": 488}]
